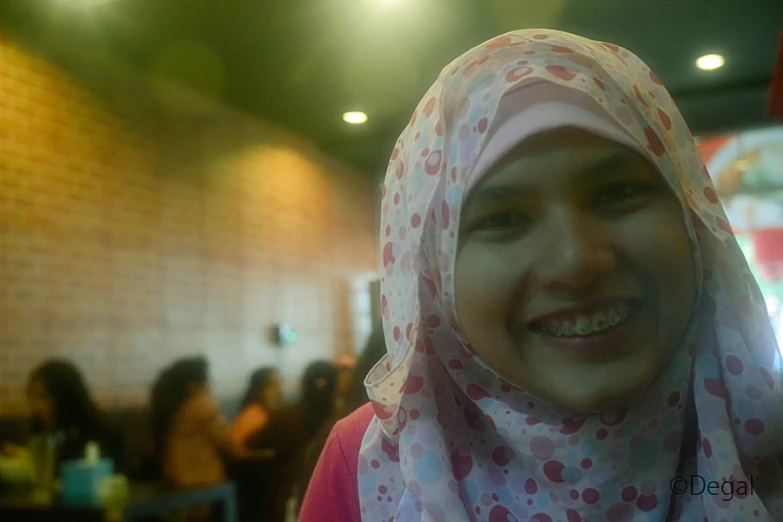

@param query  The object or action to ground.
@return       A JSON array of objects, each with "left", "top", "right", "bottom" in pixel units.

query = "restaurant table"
[{"left": 0, "top": 481, "right": 238, "bottom": 522}]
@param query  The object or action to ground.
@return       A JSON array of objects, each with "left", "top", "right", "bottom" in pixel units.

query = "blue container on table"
[{"left": 59, "top": 457, "right": 114, "bottom": 506}]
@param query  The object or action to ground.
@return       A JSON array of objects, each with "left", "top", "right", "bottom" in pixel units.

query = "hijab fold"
[{"left": 360, "top": 29, "right": 783, "bottom": 521}]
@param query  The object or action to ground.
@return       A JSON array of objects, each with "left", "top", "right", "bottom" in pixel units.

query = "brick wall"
[{"left": 0, "top": 32, "right": 380, "bottom": 414}]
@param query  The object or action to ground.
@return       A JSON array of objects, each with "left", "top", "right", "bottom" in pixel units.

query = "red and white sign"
[{"left": 698, "top": 126, "right": 783, "bottom": 281}]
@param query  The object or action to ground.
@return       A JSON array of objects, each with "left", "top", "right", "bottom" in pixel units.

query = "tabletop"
[{"left": 0, "top": 481, "right": 238, "bottom": 522}]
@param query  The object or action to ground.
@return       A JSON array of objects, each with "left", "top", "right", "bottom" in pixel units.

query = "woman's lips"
[
  {"left": 530, "top": 302, "right": 641, "bottom": 353},
  {"left": 527, "top": 298, "right": 638, "bottom": 326}
]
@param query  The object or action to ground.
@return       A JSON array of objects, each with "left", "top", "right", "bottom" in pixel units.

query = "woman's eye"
[
  {"left": 594, "top": 182, "right": 653, "bottom": 208},
  {"left": 472, "top": 211, "right": 528, "bottom": 232}
]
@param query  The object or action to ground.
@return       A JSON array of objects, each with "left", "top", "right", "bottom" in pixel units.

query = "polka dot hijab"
[{"left": 359, "top": 29, "right": 783, "bottom": 521}]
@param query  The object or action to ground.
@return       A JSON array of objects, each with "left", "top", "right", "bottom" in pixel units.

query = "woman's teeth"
[{"left": 535, "top": 303, "right": 632, "bottom": 337}]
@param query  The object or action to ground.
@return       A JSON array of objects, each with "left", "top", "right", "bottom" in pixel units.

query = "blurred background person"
[
  {"left": 231, "top": 367, "right": 281, "bottom": 451},
  {"left": 293, "top": 326, "right": 387, "bottom": 515},
  {"left": 0, "top": 359, "right": 124, "bottom": 490},
  {"left": 333, "top": 354, "right": 357, "bottom": 417},
  {"left": 150, "top": 356, "right": 240, "bottom": 489},
  {"left": 246, "top": 360, "right": 339, "bottom": 522}
]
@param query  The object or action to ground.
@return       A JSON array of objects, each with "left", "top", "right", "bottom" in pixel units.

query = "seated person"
[
  {"left": 1, "top": 359, "right": 124, "bottom": 488},
  {"left": 231, "top": 367, "right": 281, "bottom": 450},
  {"left": 294, "top": 327, "right": 386, "bottom": 514},
  {"left": 150, "top": 356, "right": 241, "bottom": 488},
  {"left": 246, "top": 361, "right": 339, "bottom": 522}
]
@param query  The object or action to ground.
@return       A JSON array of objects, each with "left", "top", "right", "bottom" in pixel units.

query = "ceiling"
[{"left": 1, "top": 0, "right": 780, "bottom": 175}]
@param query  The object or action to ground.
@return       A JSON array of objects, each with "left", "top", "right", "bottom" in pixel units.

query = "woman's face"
[
  {"left": 27, "top": 378, "right": 56, "bottom": 428},
  {"left": 454, "top": 128, "right": 697, "bottom": 413},
  {"left": 263, "top": 373, "right": 282, "bottom": 407}
]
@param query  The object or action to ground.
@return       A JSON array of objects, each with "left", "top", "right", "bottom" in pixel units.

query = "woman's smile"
[
  {"left": 527, "top": 298, "right": 639, "bottom": 348},
  {"left": 527, "top": 297, "right": 635, "bottom": 336}
]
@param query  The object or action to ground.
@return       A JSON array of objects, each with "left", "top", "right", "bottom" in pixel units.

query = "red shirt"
[{"left": 298, "top": 402, "right": 375, "bottom": 522}]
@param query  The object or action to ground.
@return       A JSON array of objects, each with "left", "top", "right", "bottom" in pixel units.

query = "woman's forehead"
[
  {"left": 464, "top": 131, "right": 657, "bottom": 207},
  {"left": 481, "top": 128, "right": 639, "bottom": 177}
]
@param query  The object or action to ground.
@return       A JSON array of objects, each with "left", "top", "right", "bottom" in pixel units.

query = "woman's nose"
[{"left": 533, "top": 212, "right": 616, "bottom": 289}]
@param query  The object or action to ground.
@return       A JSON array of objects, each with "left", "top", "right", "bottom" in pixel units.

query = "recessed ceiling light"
[
  {"left": 696, "top": 54, "right": 725, "bottom": 71},
  {"left": 343, "top": 111, "right": 368, "bottom": 124}
]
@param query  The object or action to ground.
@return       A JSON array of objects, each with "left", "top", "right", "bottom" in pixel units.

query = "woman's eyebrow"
[
  {"left": 465, "top": 150, "right": 637, "bottom": 209},
  {"left": 464, "top": 184, "right": 528, "bottom": 210}
]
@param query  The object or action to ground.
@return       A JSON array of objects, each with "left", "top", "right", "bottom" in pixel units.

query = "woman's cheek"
[{"left": 456, "top": 245, "right": 521, "bottom": 317}]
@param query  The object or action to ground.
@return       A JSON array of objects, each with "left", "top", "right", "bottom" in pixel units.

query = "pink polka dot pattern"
[{"left": 359, "top": 29, "right": 783, "bottom": 521}]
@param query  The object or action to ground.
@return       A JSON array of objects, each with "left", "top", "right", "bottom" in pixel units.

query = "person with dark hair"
[
  {"left": 1, "top": 359, "right": 124, "bottom": 486},
  {"left": 296, "top": 361, "right": 340, "bottom": 436},
  {"left": 245, "top": 360, "right": 339, "bottom": 522},
  {"left": 230, "top": 367, "right": 281, "bottom": 450},
  {"left": 333, "top": 354, "right": 357, "bottom": 415},
  {"left": 149, "top": 357, "right": 239, "bottom": 489},
  {"left": 293, "top": 327, "right": 387, "bottom": 515}
]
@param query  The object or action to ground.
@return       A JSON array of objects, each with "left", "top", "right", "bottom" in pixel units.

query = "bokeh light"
[
  {"left": 343, "top": 111, "right": 368, "bottom": 124},
  {"left": 696, "top": 54, "right": 725, "bottom": 71}
]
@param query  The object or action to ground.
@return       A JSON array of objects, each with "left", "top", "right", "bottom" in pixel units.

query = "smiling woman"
[
  {"left": 299, "top": 29, "right": 783, "bottom": 522},
  {"left": 456, "top": 126, "right": 697, "bottom": 415}
]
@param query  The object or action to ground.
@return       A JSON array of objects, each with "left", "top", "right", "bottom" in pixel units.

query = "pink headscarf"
[
  {"left": 360, "top": 29, "right": 783, "bottom": 521},
  {"left": 470, "top": 80, "right": 645, "bottom": 188}
]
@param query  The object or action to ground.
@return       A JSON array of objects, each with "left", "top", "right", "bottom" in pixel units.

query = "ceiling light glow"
[
  {"left": 696, "top": 54, "right": 725, "bottom": 71},
  {"left": 343, "top": 111, "right": 368, "bottom": 124}
]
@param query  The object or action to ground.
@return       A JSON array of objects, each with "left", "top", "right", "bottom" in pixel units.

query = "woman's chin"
[
  {"left": 570, "top": 396, "right": 634, "bottom": 415},
  {"left": 543, "top": 379, "right": 650, "bottom": 415}
]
